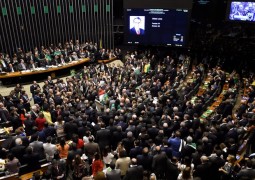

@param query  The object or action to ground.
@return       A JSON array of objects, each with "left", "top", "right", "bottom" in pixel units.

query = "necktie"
[{"left": 137, "top": 29, "right": 140, "bottom": 35}]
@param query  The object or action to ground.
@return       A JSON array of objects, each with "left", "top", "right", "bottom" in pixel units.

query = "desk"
[
  {"left": 0, "top": 59, "right": 90, "bottom": 85},
  {"left": 0, "top": 58, "right": 90, "bottom": 79},
  {"left": 19, "top": 170, "right": 43, "bottom": 180},
  {"left": 98, "top": 57, "right": 117, "bottom": 64},
  {"left": 200, "top": 74, "right": 230, "bottom": 120}
]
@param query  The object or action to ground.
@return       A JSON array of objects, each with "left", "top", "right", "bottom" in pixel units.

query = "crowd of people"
[
  {"left": 0, "top": 47, "right": 254, "bottom": 180},
  {"left": 0, "top": 40, "right": 122, "bottom": 73}
]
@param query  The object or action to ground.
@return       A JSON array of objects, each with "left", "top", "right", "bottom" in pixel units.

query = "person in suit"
[
  {"left": 0, "top": 58, "right": 8, "bottom": 71},
  {"left": 209, "top": 150, "right": 225, "bottom": 180},
  {"left": 43, "top": 136, "right": 57, "bottom": 162},
  {"left": 165, "top": 157, "right": 179, "bottom": 180},
  {"left": 123, "top": 158, "right": 143, "bottom": 180},
  {"left": 30, "top": 81, "right": 40, "bottom": 98},
  {"left": 237, "top": 159, "right": 255, "bottom": 179},
  {"left": 168, "top": 131, "right": 182, "bottom": 158},
  {"left": 29, "top": 134, "right": 45, "bottom": 159},
  {"left": 28, "top": 60, "right": 38, "bottom": 70},
  {"left": 22, "top": 146, "right": 40, "bottom": 171},
  {"left": 106, "top": 161, "right": 121, "bottom": 180},
  {"left": 5, "top": 153, "right": 21, "bottom": 174},
  {"left": 115, "top": 150, "right": 131, "bottom": 178},
  {"left": 194, "top": 155, "right": 212, "bottom": 180},
  {"left": 17, "top": 59, "right": 27, "bottom": 71},
  {"left": 137, "top": 147, "right": 153, "bottom": 173},
  {"left": 130, "top": 17, "right": 145, "bottom": 35},
  {"left": 7, "top": 63, "right": 16, "bottom": 72},
  {"left": 129, "top": 140, "right": 143, "bottom": 158},
  {"left": 152, "top": 146, "right": 168, "bottom": 179},
  {"left": 96, "top": 123, "right": 111, "bottom": 152},
  {"left": 10, "top": 138, "right": 26, "bottom": 164},
  {"left": 84, "top": 136, "right": 100, "bottom": 164}
]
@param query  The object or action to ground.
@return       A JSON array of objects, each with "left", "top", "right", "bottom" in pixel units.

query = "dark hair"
[
  {"left": 109, "top": 161, "right": 115, "bottom": 169},
  {"left": 46, "top": 136, "right": 52, "bottom": 143},
  {"left": 119, "top": 150, "right": 127, "bottom": 158},
  {"left": 26, "top": 146, "right": 33, "bottom": 154},
  {"left": 94, "top": 152, "right": 101, "bottom": 160},
  {"left": 60, "top": 137, "right": 66, "bottom": 149},
  {"left": 74, "top": 154, "right": 82, "bottom": 165},
  {"left": 7, "top": 153, "right": 14, "bottom": 161}
]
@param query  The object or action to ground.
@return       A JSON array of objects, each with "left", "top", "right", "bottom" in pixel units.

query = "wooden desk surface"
[
  {"left": 98, "top": 57, "right": 117, "bottom": 63},
  {"left": 0, "top": 58, "right": 90, "bottom": 79},
  {"left": 19, "top": 170, "right": 42, "bottom": 180}
]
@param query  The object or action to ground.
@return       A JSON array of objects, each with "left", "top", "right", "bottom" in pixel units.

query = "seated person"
[
  {"left": 28, "top": 60, "right": 38, "bottom": 70},
  {"left": 65, "top": 54, "right": 74, "bottom": 63},
  {"left": 7, "top": 63, "right": 16, "bottom": 72},
  {"left": 17, "top": 59, "right": 27, "bottom": 71},
  {"left": 58, "top": 55, "right": 66, "bottom": 65},
  {"left": 5, "top": 153, "right": 21, "bottom": 174}
]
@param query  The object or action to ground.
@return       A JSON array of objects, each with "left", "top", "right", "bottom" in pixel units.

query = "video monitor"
[
  {"left": 124, "top": 8, "right": 190, "bottom": 47},
  {"left": 228, "top": 1, "right": 255, "bottom": 21}
]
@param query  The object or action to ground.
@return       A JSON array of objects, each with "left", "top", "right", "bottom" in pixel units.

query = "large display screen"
[
  {"left": 124, "top": 8, "right": 190, "bottom": 47},
  {"left": 228, "top": 2, "right": 255, "bottom": 21}
]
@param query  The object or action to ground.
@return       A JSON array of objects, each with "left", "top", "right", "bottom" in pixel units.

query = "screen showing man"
[{"left": 129, "top": 16, "right": 145, "bottom": 35}]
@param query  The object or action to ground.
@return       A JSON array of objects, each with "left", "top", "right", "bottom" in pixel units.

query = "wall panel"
[{"left": 0, "top": 0, "right": 113, "bottom": 54}]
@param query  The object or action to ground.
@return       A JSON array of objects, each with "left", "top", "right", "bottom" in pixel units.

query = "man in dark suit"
[
  {"left": 30, "top": 81, "right": 40, "bottom": 98},
  {"left": 137, "top": 147, "right": 153, "bottom": 173},
  {"left": 64, "top": 119, "right": 78, "bottom": 140},
  {"left": 96, "top": 123, "right": 111, "bottom": 152},
  {"left": 29, "top": 134, "right": 45, "bottom": 159},
  {"left": 123, "top": 158, "right": 143, "bottom": 180},
  {"left": 28, "top": 60, "right": 38, "bottom": 70},
  {"left": 10, "top": 138, "right": 26, "bottom": 164},
  {"left": 22, "top": 146, "right": 40, "bottom": 171},
  {"left": 130, "top": 17, "right": 145, "bottom": 35},
  {"left": 84, "top": 136, "right": 100, "bottom": 164},
  {"left": 17, "top": 59, "right": 27, "bottom": 71},
  {"left": 7, "top": 63, "right": 16, "bottom": 72},
  {"left": 129, "top": 140, "right": 143, "bottom": 158},
  {"left": 237, "top": 159, "right": 255, "bottom": 179},
  {"left": 209, "top": 150, "right": 225, "bottom": 180},
  {"left": 165, "top": 157, "right": 179, "bottom": 180},
  {"left": 106, "top": 162, "right": 121, "bottom": 180},
  {"left": 54, "top": 92, "right": 63, "bottom": 106},
  {"left": 194, "top": 155, "right": 212, "bottom": 180},
  {"left": 152, "top": 146, "right": 168, "bottom": 179}
]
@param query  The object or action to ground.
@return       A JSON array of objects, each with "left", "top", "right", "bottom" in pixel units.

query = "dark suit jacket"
[
  {"left": 96, "top": 128, "right": 111, "bottom": 150},
  {"left": 23, "top": 153, "right": 40, "bottom": 171},
  {"left": 237, "top": 168, "right": 255, "bottom": 180},
  {"left": 106, "top": 169, "right": 121, "bottom": 180},
  {"left": 28, "top": 63, "right": 38, "bottom": 70},
  {"left": 11, "top": 145, "right": 26, "bottom": 163},
  {"left": 17, "top": 63, "right": 27, "bottom": 71},
  {"left": 165, "top": 159, "right": 179, "bottom": 180},
  {"left": 194, "top": 162, "right": 212, "bottom": 180},
  {"left": 129, "top": 146, "right": 143, "bottom": 159},
  {"left": 137, "top": 154, "right": 153, "bottom": 171},
  {"left": 84, "top": 142, "right": 100, "bottom": 160},
  {"left": 209, "top": 156, "right": 225, "bottom": 180},
  {"left": 130, "top": 27, "right": 145, "bottom": 35},
  {"left": 123, "top": 165, "right": 143, "bottom": 180},
  {"left": 152, "top": 152, "right": 168, "bottom": 177}
]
